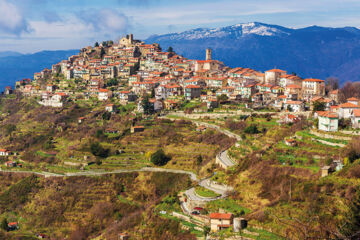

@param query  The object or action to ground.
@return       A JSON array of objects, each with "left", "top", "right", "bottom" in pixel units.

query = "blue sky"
[{"left": 0, "top": 0, "right": 360, "bottom": 53}]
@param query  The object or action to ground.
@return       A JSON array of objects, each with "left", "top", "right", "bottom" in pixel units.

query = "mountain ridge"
[
  {"left": 146, "top": 22, "right": 360, "bottom": 83},
  {"left": 0, "top": 49, "right": 78, "bottom": 91}
]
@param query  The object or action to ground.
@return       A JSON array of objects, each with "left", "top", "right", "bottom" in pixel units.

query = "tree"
[
  {"left": 287, "top": 105, "right": 293, "bottom": 112},
  {"left": 339, "top": 82, "right": 360, "bottom": 103},
  {"left": 151, "top": 149, "right": 171, "bottom": 166},
  {"left": 90, "top": 142, "right": 109, "bottom": 158},
  {"left": 167, "top": 46, "right": 174, "bottom": 53},
  {"left": 106, "top": 78, "right": 118, "bottom": 87},
  {"left": 102, "top": 112, "right": 111, "bottom": 120},
  {"left": 217, "top": 94, "right": 228, "bottom": 102},
  {"left": 94, "top": 42, "right": 99, "bottom": 47},
  {"left": 312, "top": 101, "right": 326, "bottom": 112},
  {"left": 0, "top": 218, "right": 7, "bottom": 231},
  {"left": 100, "top": 47, "right": 105, "bottom": 58},
  {"left": 151, "top": 88, "right": 155, "bottom": 98},
  {"left": 141, "top": 96, "right": 154, "bottom": 115},
  {"left": 196, "top": 155, "right": 203, "bottom": 165},
  {"left": 4, "top": 124, "right": 16, "bottom": 136},
  {"left": 244, "top": 125, "right": 260, "bottom": 134},
  {"left": 326, "top": 77, "right": 339, "bottom": 93}
]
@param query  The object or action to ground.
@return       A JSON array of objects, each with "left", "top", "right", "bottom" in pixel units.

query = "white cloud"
[
  {"left": 0, "top": 0, "right": 31, "bottom": 35},
  {"left": 77, "top": 8, "right": 129, "bottom": 33}
]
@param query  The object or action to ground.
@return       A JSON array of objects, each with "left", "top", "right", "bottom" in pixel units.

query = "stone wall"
[{"left": 310, "top": 129, "right": 352, "bottom": 141}]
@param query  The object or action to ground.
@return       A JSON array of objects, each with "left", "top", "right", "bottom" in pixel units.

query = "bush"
[
  {"left": 90, "top": 142, "right": 109, "bottom": 158},
  {"left": 151, "top": 149, "right": 171, "bottom": 166},
  {"left": 102, "top": 112, "right": 111, "bottom": 120},
  {"left": 225, "top": 120, "right": 246, "bottom": 131},
  {"left": 244, "top": 125, "right": 260, "bottom": 134}
]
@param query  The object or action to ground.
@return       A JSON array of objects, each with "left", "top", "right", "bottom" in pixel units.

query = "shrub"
[
  {"left": 102, "top": 112, "right": 111, "bottom": 120},
  {"left": 225, "top": 119, "right": 246, "bottom": 131},
  {"left": 151, "top": 149, "right": 171, "bottom": 166},
  {"left": 244, "top": 125, "right": 260, "bottom": 134},
  {"left": 90, "top": 142, "right": 109, "bottom": 158}
]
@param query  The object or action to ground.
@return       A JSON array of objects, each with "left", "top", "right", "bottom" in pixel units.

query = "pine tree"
[{"left": 141, "top": 96, "right": 154, "bottom": 115}]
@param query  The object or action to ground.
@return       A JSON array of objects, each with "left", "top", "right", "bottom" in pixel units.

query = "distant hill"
[
  {"left": 146, "top": 22, "right": 360, "bottom": 84},
  {"left": 0, "top": 50, "right": 78, "bottom": 91},
  {"left": 0, "top": 51, "right": 23, "bottom": 58}
]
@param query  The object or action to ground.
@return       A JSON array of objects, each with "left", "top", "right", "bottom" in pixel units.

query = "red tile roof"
[
  {"left": 186, "top": 85, "right": 201, "bottom": 89},
  {"left": 353, "top": 109, "right": 360, "bottom": 117},
  {"left": 317, "top": 111, "right": 338, "bottom": 118},
  {"left": 266, "top": 69, "right": 286, "bottom": 73},
  {"left": 339, "top": 102, "right": 359, "bottom": 108},
  {"left": 210, "top": 213, "right": 233, "bottom": 220},
  {"left": 303, "top": 78, "right": 325, "bottom": 83}
]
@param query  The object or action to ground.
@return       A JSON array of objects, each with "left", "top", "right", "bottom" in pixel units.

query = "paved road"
[
  {"left": 218, "top": 150, "right": 236, "bottom": 168},
  {"left": 184, "top": 178, "right": 233, "bottom": 203},
  {"left": 162, "top": 115, "right": 241, "bottom": 167},
  {"left": 1, "top": 116, "right": 239, "bottom": 216},
  {"left": 0, "top": 167, "right": 198, "bottom": 181}
]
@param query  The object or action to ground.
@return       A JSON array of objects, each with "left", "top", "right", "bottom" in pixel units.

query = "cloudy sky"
[{"left": 1, "top": 0, "right": 360, "bottom": 53}]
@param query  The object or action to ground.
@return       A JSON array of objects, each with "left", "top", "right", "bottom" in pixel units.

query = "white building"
[
  {"left": 284, "top": 100, "right": 304, "bottom": 112},
  {"left": 338, "top": 102, "right": 359, "bottom": 119},
  {"left": 351, "top": 109, "right": 360, "bottom": 128},
  {"left": 317, "top": 111, "right": 339, "bottom": 132},
  {"left": 98, "top": 89, "right": 112, "bottom": 101},
  {"left": 38, "top": 93, "right": 67, "bottom": 107}
]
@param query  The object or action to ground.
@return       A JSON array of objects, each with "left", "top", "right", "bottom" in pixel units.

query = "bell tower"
[{"left": 206, "top": 48, "right": 212, "bottom": 61}]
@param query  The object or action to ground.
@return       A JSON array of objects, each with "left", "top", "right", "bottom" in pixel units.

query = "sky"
[{"left": 0, "top": 0, "right": 360, "bottom": 53}]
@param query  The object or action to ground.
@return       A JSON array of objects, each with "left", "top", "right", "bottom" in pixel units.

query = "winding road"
[{"left": 1, "top": 115, "right": 240, "bottom": 216}]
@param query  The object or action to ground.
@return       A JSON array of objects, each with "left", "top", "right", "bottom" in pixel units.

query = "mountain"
[
  {"left": 146, "top": 22, "right": 360, "bottom": 83},
  {"left": 0, "top": 49, "right": 78, "bottom": 91},
  {"left": 0, "top": 51, "right": 23, "bottom": 58}
]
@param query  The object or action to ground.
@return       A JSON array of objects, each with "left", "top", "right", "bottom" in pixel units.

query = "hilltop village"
[
  {"left": 10, "top": 34, "right": 359, "bottom": 131},
  {"left": 0, "top": 34, "right": 360, "bottom": 240}
]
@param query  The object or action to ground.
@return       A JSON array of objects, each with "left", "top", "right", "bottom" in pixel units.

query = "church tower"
[{"left": 206, "top": 48, "right": 212, "bottom": 61}]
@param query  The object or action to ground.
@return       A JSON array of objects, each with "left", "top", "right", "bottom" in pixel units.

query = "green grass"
[
  {"left": 194, "top": 186, "right": 221, "bottom": 198},
  {"left": 297, "top": 130, "right": 348, "bottom": 145},
  {"left": 242, "top": 227, "right": 286, "bottom": 240},
  {"left": 206, "top": 199, "right": 251, "bottom": 216}
]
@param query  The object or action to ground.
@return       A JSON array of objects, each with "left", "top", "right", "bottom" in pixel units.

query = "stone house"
[
  {"left": 301, "top": 78, "right": 325, "bottom": 101},
  {"left": 131, "top": 126, "right": 145, "bottom": 133},
  {"left": 210, "top": 213, "right": 234, "bottom": 232},
  {"left": 185, "top": 85, "right": 201, "bottom": 100},
  {"left": 264, "top": 69, "right": 287, "bottom": 85}
]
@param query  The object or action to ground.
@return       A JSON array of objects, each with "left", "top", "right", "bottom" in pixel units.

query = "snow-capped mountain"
[
  {"left": 150, "top": 22, "right": 292, "bottom": 41},
  {"left": 146, "top": 22, "right": 360, "bottom": 83}
]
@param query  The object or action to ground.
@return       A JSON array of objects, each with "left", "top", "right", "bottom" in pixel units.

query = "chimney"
[{"left": 206, "top": 48, "right": 212, "bottom": 61}]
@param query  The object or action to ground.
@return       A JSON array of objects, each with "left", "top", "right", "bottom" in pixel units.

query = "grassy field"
[{"left": 195, "top": 186, "right": 221, "bottom": 198}]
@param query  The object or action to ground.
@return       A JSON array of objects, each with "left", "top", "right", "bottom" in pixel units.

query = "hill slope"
[
  {"left": 0, "top": 50, "right": 78, "bottom": 90},
  {"left": 146, "top": 22, "right": 360, "bottom": 83}
]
